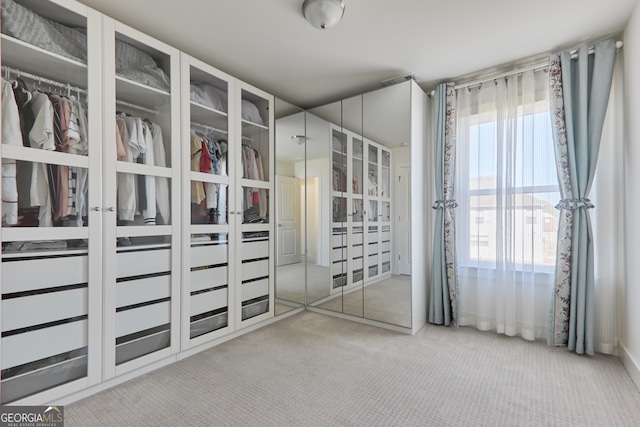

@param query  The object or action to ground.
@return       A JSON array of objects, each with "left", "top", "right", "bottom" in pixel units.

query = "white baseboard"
[{"left": 619, "top": 341, "right": 640, "bottom": 393}]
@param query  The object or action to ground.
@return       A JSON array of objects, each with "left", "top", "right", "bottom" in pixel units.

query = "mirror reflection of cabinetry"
[{"left": 274, "top": 80, "right": 430, "bottom": 333}]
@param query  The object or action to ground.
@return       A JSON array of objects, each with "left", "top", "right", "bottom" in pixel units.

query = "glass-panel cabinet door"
[
  {"left": 381, "top": 149, "right": 391, "bottom": 198},
  {"left": 181, "top": 54, "right": 234, "bottom": 347},
  {"left": 350, "top": 137, "right": 364, "bottom": 289},
  {"left": 102, "top": 18, "right": 180, "bottom": 377},
  {"left": 330, "top": 126, "right": 347, "bottom": 297},
  {"left": 0, "top": 0, "right": 100, "bottom": 403},
  {"left": 236, "top": 82, "right": 273, "bottom": 327}
]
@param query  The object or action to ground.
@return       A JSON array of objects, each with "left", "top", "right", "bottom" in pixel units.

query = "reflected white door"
[
  {"left": 276, "top": 175, "right": 300, "bottom": 266},
  {"left": 395, "top": 164, "right": 411, "bottom": 275}
]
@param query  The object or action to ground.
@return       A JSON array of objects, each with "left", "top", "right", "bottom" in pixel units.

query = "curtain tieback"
[
  {"left": 555, "top": 198, "right": 595, "bottom": 210},
  {"left": 432, "top": 199, "right": 458, "bottom": 210}
]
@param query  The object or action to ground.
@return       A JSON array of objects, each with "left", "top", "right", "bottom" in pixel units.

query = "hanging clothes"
[
  {"left": 28, "top": 91, "right": 55, "bottom": 227},
  {"left": 190, "top": 131, "right": 205, "bottom": 204},
  {"left": 1, "top": 78, "right": 23, "bottom": 225},
  {"left": 116, "top": 115, "right": 136, "bottom": 221},
  {"left": 151, "top": 123, "right": 170, "bottom": 225}
]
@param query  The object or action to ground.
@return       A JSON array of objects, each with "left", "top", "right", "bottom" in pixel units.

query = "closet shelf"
[
  {"left": 240, "top": 178, "right": 269, "bottom": 190},
  {"left": 190, "top": 101, "right": 227, "bottom": 119},
  {"left": 116, "top": 161, "right": 172, "bottom": 178},
  {"left": 2, "top": 227, "right": 88, "bottom": 243},
  {"left": 115, "top": 242, "right": 172, "bottom": 252},
  {"left": 1, "top": 34, "right": 88, "bottom": 90},
  {"left": 190, "top": 224, "right": 229, "bottom": 235},
  {"left": 115, "top": 225, "right": 172, "bottom": 239},
  {"left": 241, "top": 119, "right": 268, "bottom": 131},
  {"left": 115, "top": 76, "right": 170, "bottom": 109},
  {"left": 1, "top": 145, "right": 89, "bottom": 169},
  {"left": 2, "top": 247, "right": 89, "bottom": 258},
  {"left": 190, "top": 171, "right": 229, "bottom": 185}
]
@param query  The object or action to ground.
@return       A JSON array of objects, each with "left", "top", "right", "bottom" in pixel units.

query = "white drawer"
[
  {"left": 117, "top": 249, "right": 171, "bottom": 278},
  {"left": 3, "top": 255, "right": 87, "bottom": 293},
  {"left": 368, "top": 243, "right": 379, "bottom": 255},
  {"left": 352, "top": 245, "right": 363, "bottom": 258},
  {"left": 242, "top": 240, "right": 269, "bottom": 261},
  {"left": 332, "top": 248, "right": 345, "bottom": 261},
  {"left": 242, "top": 279, "right": 269, "bottom": 302},
  {"left": 116, "top": 301, "right": 170, "bottom": 338},
  {"left": 117, "top": 275, "right": 171, "bottom": 308},
  {"left": 2, "top": 288, "right": 88, "bottom": 332},
  {"left": 241, "top": 259, "right": 269, "bottom": 281},
  {"left": 332, "top": 234, "right": 346, "bottom": 247},
  {"left": 191, "top": 244, "right": 228, "bottom": 268},
  {"left": 2, "top": 320, "right": 87, "bottom": 370},
  {"left": 191, "top": 265, "right": 228, "bottom": 292},
  {"left": 351, "top": 232, "right": 363, "bottom": 245},
  {"left": 191, "top": 288, "right": 228, "bottom": 316}
]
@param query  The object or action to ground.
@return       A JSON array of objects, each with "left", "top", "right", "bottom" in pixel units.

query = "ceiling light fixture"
[
  {"left": 302, "top": 0, "right": 345, "bottom": 30},
  {"left": 292, "top": 135, "right": 306, "bottom": 145}
]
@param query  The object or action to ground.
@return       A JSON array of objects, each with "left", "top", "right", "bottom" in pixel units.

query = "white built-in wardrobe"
[
  {"left": 330, "top": 124, "right": 393, "bottom": 292},
  {"left": 0, "top": 0, "right": 273, "bottom": 404}
]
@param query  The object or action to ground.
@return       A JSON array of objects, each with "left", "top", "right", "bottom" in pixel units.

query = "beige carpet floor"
[{"left": 66, "top": 311, "right": 640, "bottom": 426}]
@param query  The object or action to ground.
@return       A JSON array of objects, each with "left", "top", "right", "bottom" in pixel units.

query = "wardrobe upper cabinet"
[
  {"left": 101, "top": 17, "right": 182, "bottom": 378},
  {"left": 0, "top": 0, "right": 102, "bottom": 404},
  {"left": 180, "top": 54, "right": 235, "bottom": 349},
  {"left": 180, "top": 55, "right": 275, "bottom": 349},
  {"left": 235, "top": 81, "right": 274, "bottom": 329}
]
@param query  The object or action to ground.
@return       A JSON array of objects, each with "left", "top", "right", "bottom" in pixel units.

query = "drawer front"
[
  {"left": 2, "top": 288, "right": 87, "bottom": 332},
  {"left": 117, "top": 275, "right": 171, "bottom": 308},
  {"left": 242, "top": 279, "right": 269, "bottom": 302},
  {"left": 191, "top": 244, "right": 227, "bottom": 268},
  {"left": 3, "top": 255, "right": 87, "bottom": 293},
  {"left": 191, "top": 288, "right": 228, "bottom": 316},
  {"left": 117, "top": 249, "right": 171, "bottom": 278},
  {"left": 116, "top": 302, "right": 171, "bottom": 338},
  {"left": 242, "top": 240, "right": 268, "bottom": 261},
  {"left": 241, "top": 259, "right": 269, "bottom": 282},
  {"left": 191, "top": 266, "right": 228, "bottom": 292}
]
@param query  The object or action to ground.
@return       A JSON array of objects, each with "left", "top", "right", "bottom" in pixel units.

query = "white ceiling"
[{"left": 75, "top": 0, "right": 637, "bottom": 109}]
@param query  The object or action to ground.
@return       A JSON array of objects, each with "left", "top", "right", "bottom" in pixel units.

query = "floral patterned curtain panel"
[
  {"left": 548, "top": 39, "right": 616, "bottom": 355},
  {"left": 429, "top": 82, "right": 458, "bottom": 326}
]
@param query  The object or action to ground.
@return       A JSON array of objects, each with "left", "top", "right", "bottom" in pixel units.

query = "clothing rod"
[
  {"left": 451, "top": 40, "right": 623, "bottom": 92},
  {"left": 1, "top": 65, "right": 87, "bottom": 94},
  {"left": 116, "top": 99, "right": 158, "bottom": 115},
  {"left": 191, "top": 121, "right": 254, "bottom": 142},
  {"left": 191, "top": 121, "right": 228, "bottom": 134}
]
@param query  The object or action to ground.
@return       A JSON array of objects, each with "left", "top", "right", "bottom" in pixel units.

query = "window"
[{"left": 455, "top": 70, "right": 560, "bottom": 272}]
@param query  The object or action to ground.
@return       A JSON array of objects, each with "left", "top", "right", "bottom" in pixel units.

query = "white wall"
[
  {"left": 622, "top": 2, "right": 640, "bottom": 390},
  {"left": 296, "top": 158, "right": 330, "bottom": 266},
  {"left": 276, "top": 160, "right": 295, "bottom": 177}
]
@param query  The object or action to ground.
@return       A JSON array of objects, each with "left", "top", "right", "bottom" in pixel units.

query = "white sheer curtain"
[
  {"left": 591, "top": 54, "right": 624, "bottom": 355},
  {"left": 455, "top": 69, "right": 559, "bottom": 341},
  {"left": 455, "top": 63, "right": 622, "bottom": 352}
]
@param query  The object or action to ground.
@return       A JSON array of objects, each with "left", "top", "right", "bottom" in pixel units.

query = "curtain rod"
[{"left": 449, "top": 40, "right": 623, "bottom": 93}]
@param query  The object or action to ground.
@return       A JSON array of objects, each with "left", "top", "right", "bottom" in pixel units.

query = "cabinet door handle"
[
  {"left": 92, "top": 207, "right": 101, "bottom": 212},
  {"left": 230, "top": 211, "right": 236, "bottom": 214},
  {"left": 107, "top": 207, "right": 115, "bottom": 212}
]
